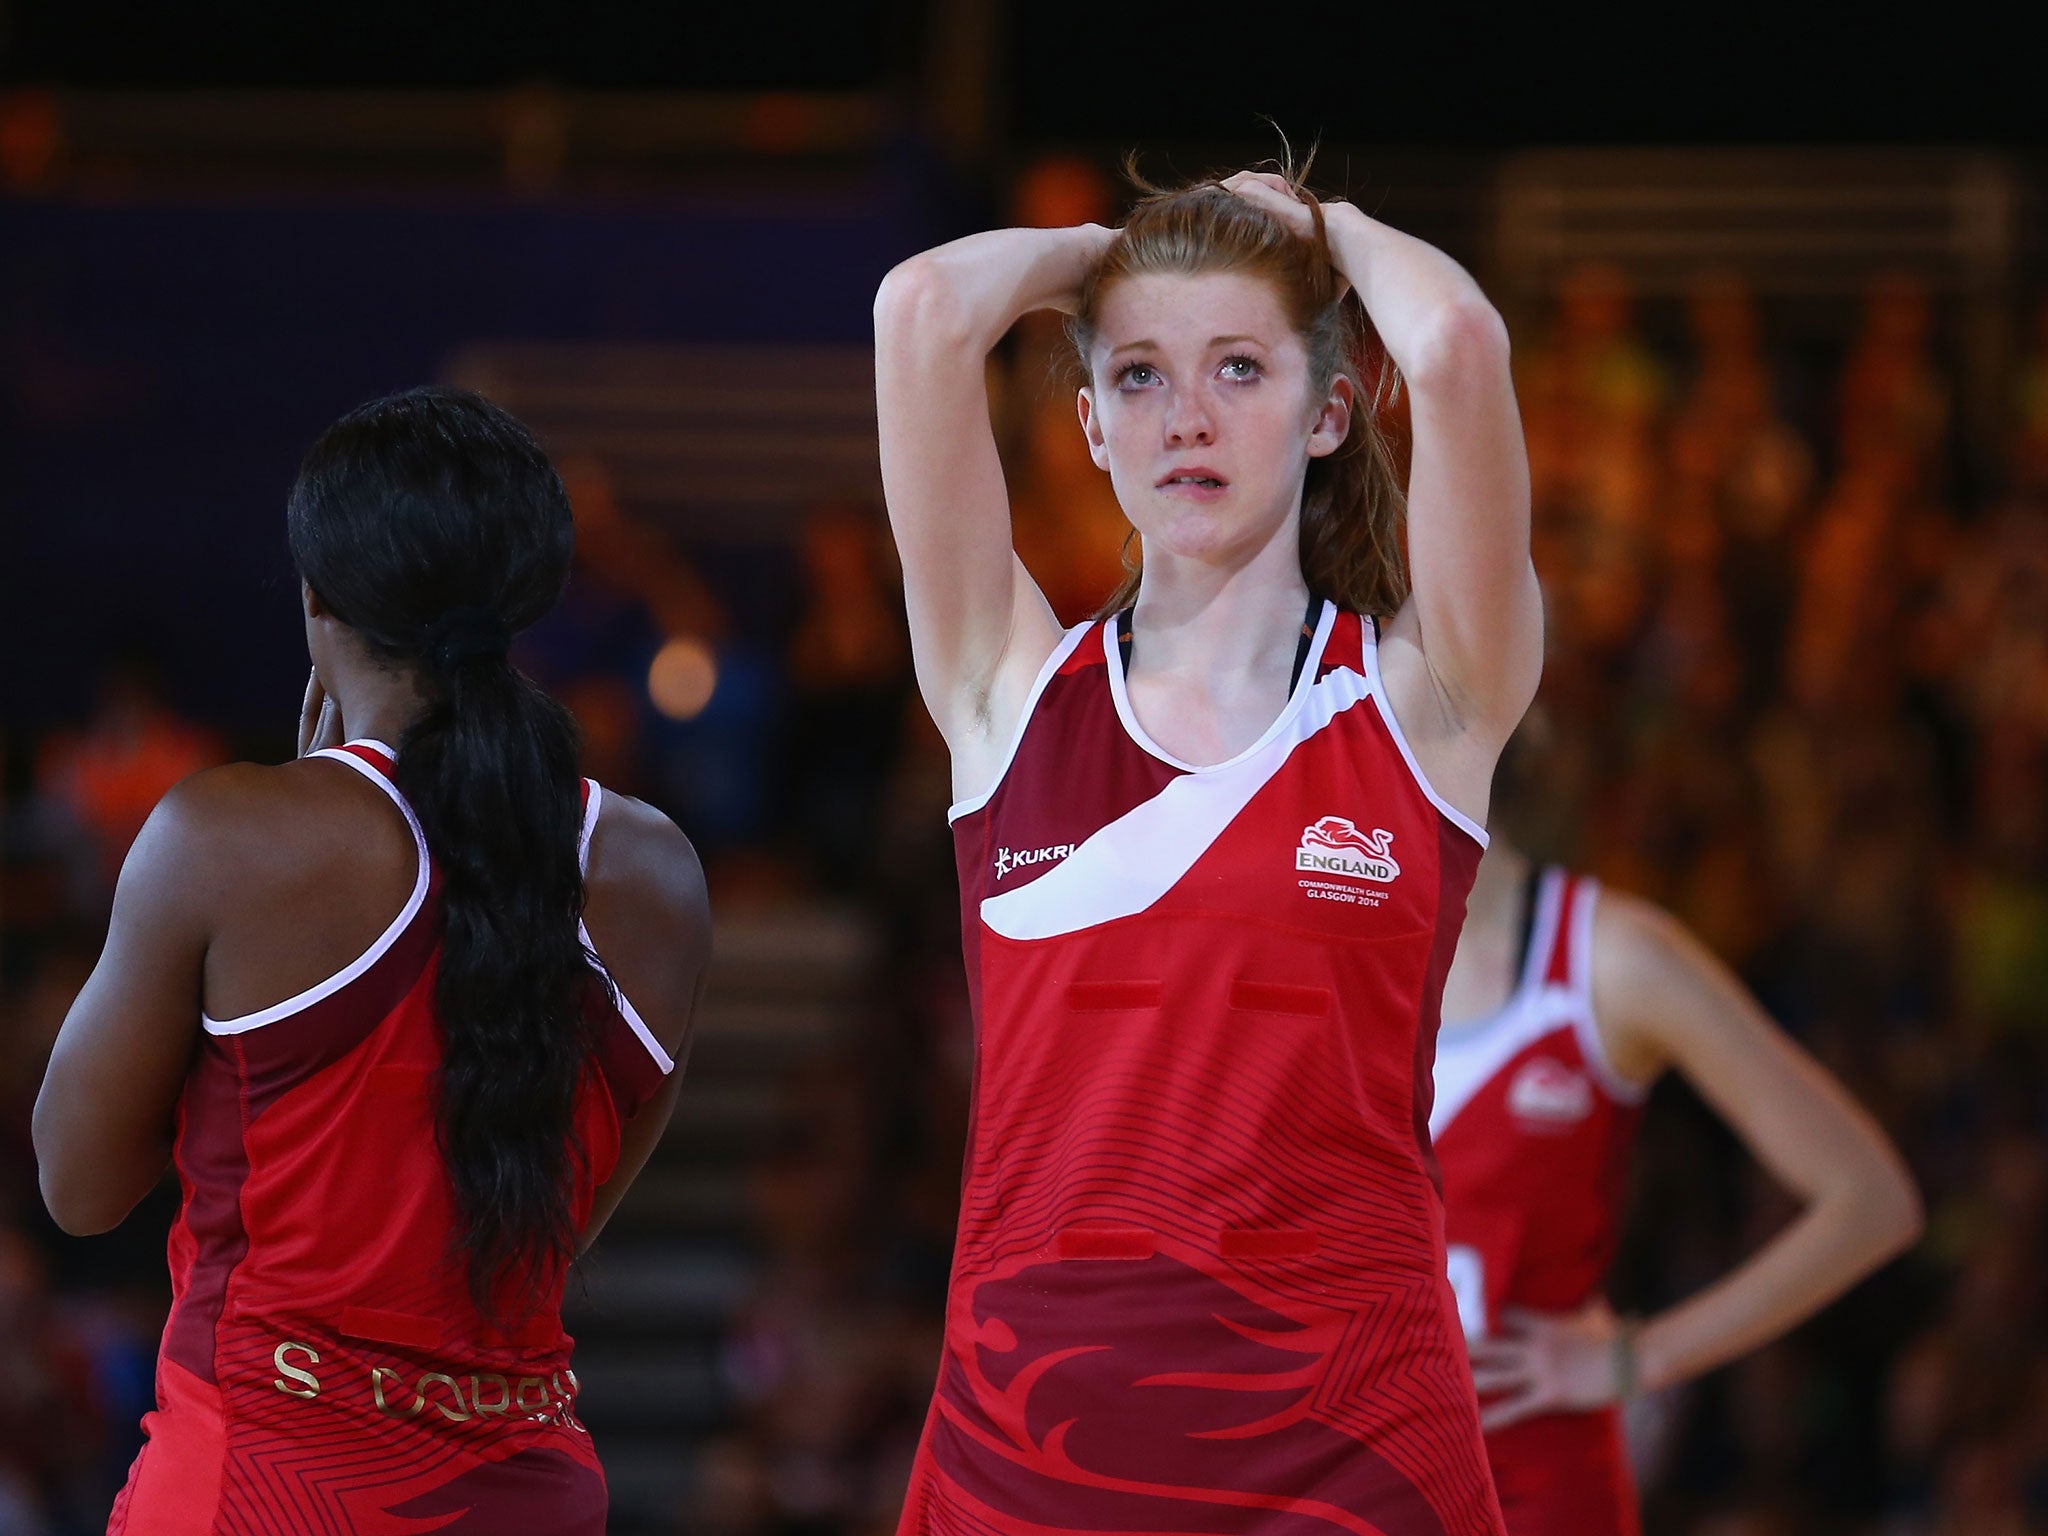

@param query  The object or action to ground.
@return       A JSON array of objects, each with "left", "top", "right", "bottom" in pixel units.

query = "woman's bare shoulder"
[{"left": 586, "top": 789, "right": 703, "bottom": 902}]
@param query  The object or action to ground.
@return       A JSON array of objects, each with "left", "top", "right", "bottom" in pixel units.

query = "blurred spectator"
[
  {"left": 1000, "top": 155, "right": 1130, "bottom": 623},
  {"left": 522, "top": 457, "right": 796, "bottom": 880},
  {"left": 0, "top": 1225, "right": 110, "bottom": 1532},
  {"left": 559, "top": 456, "right": 728, "bottom": 645},
  {"left": 29, "top": 657, "right": 222, "bottom": 911},
  {"left": 779, "top": 500, "right": 912, "bottom": 891},
  {"left": 1519, "top": 260, "right": 1669, "bottom": 543},
  {"left": 1839, "top": 272, "right": 1950, "bottom": 480},
  {"left": 1006, "top": 376, "right": 1132, "bottom": 624},
  {"left": 2011, "top": 295, "right": 2048, "bottom": 494}
]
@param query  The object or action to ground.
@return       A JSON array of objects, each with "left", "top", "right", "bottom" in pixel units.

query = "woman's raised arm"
[
  {"left": 872, "top": 224, "right": 1111, "bottom": 778},
  {"left": 1223, "top": 175, "right": 1541, "bottom": 822},
  {"left": 1329, "top": 202, "right": 1540, "bottom": 749}
]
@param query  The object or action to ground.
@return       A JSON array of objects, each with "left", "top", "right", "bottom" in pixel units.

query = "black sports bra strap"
[
  {"left": 1289, "top": 595, "right": 1320, "bottom": 692},
  {"left": 1512, "top": 864, "right": 1544, "bottom": 986},
  {"left": 1118, "top": 595, "right": 1324, "bottom": 698}
]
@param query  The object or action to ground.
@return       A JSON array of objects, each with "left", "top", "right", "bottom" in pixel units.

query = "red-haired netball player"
[
  {"left": 35, "top": 387, "right": 708, "bottom": 1535},
  {"left": 875, "top": 164, "right": 1541, "bottom": 1534},
  {"left": 1434, "top": 821, "right": 1920, "bottom": 1536}
]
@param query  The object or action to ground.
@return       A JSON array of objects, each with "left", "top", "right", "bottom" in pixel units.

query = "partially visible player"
[
  {"left": 1434, "top": 815, "right": 1922, "bottom": 1536},
  {"left": 35, "top": 387, "right": 709, "bottom": 1535}
]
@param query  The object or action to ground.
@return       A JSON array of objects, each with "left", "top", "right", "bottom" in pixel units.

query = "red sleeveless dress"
[
  {"left": 899, "top": 604, "right": 1505, "bottom": 1536},
  {"left": 1432, "top": 869, "right": 1649, "bottom": 1536},
  {"left": 108, "top": 740, "right": 673, "bottom": 1536}
]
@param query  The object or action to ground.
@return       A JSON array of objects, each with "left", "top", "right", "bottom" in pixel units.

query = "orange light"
[{"left": 648, "top": 637, "right": 717, "bottom": 721}]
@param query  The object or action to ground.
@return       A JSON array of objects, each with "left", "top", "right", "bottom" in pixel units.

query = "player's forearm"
[
  {"left": 1323, "top": 205, "right": 1509, "bottom": 390},
  {"left": 1633, "top": 1177, "right": 1922, "bottom": 1393},
  {"left": 875, "top": 225, "right": 1111, "bottom": 359}
]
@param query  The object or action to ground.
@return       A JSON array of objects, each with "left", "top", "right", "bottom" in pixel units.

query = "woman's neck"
[
  {"left": 325, "top": 664, "right": 431, "bottom": 750},
  {"left": 1127, "top": 518, "right": 1312, "bottom": 687}
]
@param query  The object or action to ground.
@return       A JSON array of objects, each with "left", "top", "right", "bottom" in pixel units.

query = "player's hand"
[
  {"left": 298, "top": 669, "right": 343, "bottom": 757},
  {"left": 1218, "top": 172, "right": 1353, "bottom": 300},
  {"left": 1219, "top": 171, "right": 1319, "bottom": 239},
  {"left": 1466, "top": 1300, "right": 1626, "bottom": 1432},
  {"left": 1044, "top": 223, "right": 1117, "bottom": 315}
]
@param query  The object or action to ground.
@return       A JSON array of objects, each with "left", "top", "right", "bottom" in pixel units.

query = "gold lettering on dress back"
[
  {"left": 272, "top": 1342, "right": 321, "bottom": 1400},
  {"left": 280, "top": 1336, "right": 580, "bottom": 1429},
  {"left": 371, "top": 1366, "right": 427, "bottom": 1419},
  {"left": 417, "top": 1372, "right": 472, "bottom": 1422}
]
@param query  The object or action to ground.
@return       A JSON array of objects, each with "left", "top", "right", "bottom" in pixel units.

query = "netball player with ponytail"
[
  {"left": 877, "top": 163, "right": 1539, "bottom": 1534},
  {"left": 34, "top": 387, "right": 707, "bottom": 1535}
]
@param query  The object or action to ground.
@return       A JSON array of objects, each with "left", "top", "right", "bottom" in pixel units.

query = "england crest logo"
[{"left": 1294, "top": 817, "right": 1400, "bottom": 884}]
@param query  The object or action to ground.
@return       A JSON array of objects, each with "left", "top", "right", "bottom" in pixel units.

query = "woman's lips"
[{"left": 1157, "top": 468, "right": 1229, "bottom": 501}]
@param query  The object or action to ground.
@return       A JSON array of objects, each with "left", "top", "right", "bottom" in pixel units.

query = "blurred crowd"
[
  {"left": 1501, "top": 262, "right": 2048, "bottom": 1535},
  {"left": 3, "top": 192, "right": 2048, "bottom": 1534}
]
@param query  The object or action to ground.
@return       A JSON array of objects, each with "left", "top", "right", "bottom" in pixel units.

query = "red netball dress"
[
  {"left": 108, "top": 740, "right": 673, "bottom": 1536},
  {"left": 1431, "top": 869, "right": 1648, "bottom": 1536},
  {"left": 899, "top": 603, "right": 1505, "bottom": 1536}
]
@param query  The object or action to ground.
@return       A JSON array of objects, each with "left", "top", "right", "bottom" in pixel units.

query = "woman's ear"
[
  {"left": 1306, "top": 373, "right": 1355, "bottom": 460},
  {"left": 1077, "top": 386, "right": 1110, "bottom": 473},
  {"left": 302, "top": 580, "right": 327, "bottom": 619}
]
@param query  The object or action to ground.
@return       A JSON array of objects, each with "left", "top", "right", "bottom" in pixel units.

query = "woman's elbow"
[
  {"left": 34, "top": 1107, "right": 143, "bottom": 1236},
  {"left": 1872, "top": 1164, "right": 1926, "bottom": 1259},
  {"left": 1406, "top": 300, "right": 1512, "bottom": 392},
  {"left": 1846, "top": 1156, "right": 1925, "bottom": 1267},
  {"left": 37, "top": 1163, "right": 128, "bottom": 1237},
  {"left": 873, "top": 255, "right": 974, "bottom": 353}
]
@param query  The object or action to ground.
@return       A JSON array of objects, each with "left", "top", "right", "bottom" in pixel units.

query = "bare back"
[
  {"left": 199, "top": 756, "right": 422, "bottom": 1023},
  {"left": 36, "top": 748, "right": 706, "bottom": 1246},
  {"left": 200, "top": 755, "right": 700, "bottom": 1047}
]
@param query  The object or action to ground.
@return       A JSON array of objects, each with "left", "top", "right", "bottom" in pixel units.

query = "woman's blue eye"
[
  {"left": 1114, "top": 363, "right": 1159, "bottom": 388},
  {"left": 1220, "top": 355, "right": 1261, "bottom": 381}
]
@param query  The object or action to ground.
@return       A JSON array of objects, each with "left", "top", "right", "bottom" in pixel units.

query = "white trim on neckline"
[
  {"left": 979, "top": 650, "right": 1375, "bottom": 942},
  {"left": 1104, "top": 599, "right": 1338, "bottom": 775}
]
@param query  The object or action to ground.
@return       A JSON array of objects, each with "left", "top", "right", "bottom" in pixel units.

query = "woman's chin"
[{"left": 1131, "top": 505, "right": 1289, "bottom": 570}]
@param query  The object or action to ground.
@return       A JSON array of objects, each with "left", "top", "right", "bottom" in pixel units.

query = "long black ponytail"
[{"left": 287, "top": 386, "right": 592, "bottom": 1320}]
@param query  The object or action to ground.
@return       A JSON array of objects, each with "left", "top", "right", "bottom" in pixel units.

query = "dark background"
[{"left": 0, "top": 0, "right": 2034, "bottom": 139}]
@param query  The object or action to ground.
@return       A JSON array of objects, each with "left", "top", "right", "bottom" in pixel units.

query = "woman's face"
[{"left": 1080, "top": 270, "right": 1351, "bottom": 572}]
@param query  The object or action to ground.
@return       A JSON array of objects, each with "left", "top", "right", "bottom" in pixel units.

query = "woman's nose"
[{"left": 1163, "top": 389, "right": 1216, "bottom": 448}]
